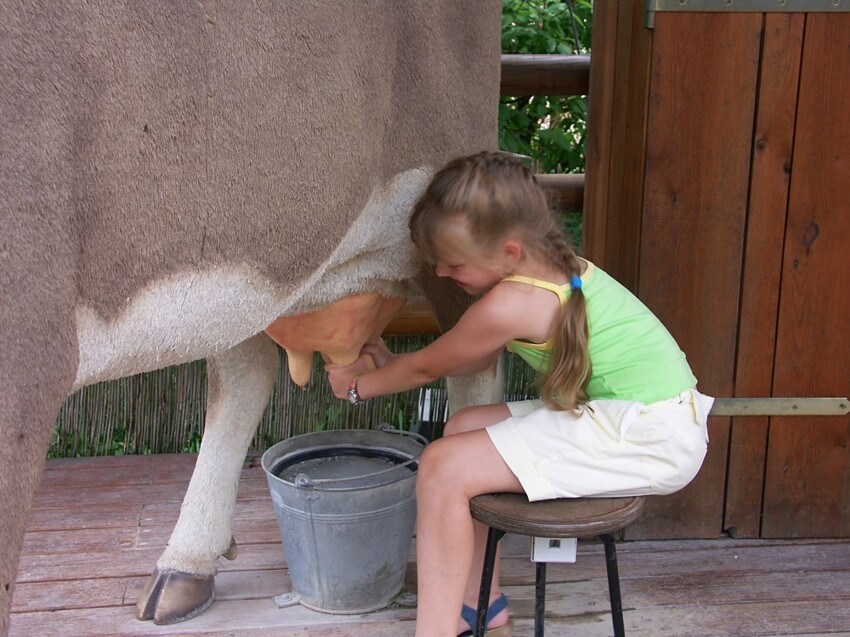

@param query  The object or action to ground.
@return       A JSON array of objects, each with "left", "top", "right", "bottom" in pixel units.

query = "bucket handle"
[
  {"left": 377, "top": 423, "right": 429, "bottom": 447},
  {"left": 295, "top": 425, "right": 427, "bottom": 491}
]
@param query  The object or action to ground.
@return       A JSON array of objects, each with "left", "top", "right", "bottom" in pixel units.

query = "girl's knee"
[
  {"left": 418, "top": 440, "right": 452, "bottom": 477},
  {"left": 443, "top": 403, "right": 511, "bottom": 437},
  {"left": 443, "top": 406, "right": 488, "bottom": 436},
  {"left": 442, "top": 410, "right": 471, "bottom": 437},
  {"left": 417, "top": 439, "right": 462, "bottom": 493}
]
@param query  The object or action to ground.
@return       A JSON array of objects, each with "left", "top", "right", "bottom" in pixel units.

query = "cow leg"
[
  {"left": 416, "top": 273, "right": 506, "bottom": 415},
  {"left": 0, "top": 216, "right": 77, "bottom": 637},
  {"left": 0, "top": 371, "right": 73, "bottom": 637},
  {"left": 135, "top": 333, "right": 279, "bottom": 625},
  {"left": 445, "top": 357, "right": 505, "bottom": 416}
]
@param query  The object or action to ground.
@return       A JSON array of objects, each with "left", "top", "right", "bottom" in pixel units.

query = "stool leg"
[
  {"left": 534, "top": 560, "right": 546, "bottom": 637},
  {"left": 601, "top": 533, "right": 626, "bottom": 637},
  {"left": 475, "top": 527, "right": 505, "bottom": 637}
]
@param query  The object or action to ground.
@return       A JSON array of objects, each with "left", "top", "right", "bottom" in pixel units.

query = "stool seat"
[
  {"left": 469, "top": 494, "right": 646, "bottom": 637},
  {"left": 470, "top": 493, "right": 646, "bottom": 538}
]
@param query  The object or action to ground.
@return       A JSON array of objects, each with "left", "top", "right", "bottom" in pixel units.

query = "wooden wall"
[
  {"left": 585, "top": 7, "right": 850, "bottom": 539},
  {"left": 758, "top": 14, "right": 850, "bottom": 538}
]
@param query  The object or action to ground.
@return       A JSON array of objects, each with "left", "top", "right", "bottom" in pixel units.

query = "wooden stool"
[{"left": 469, "top": 494, "right": 646, "bottom": 637}]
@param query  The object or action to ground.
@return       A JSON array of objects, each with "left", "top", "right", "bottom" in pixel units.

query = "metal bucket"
[{"left": 261, "top": 426, "right": 425, "bottom": 614}]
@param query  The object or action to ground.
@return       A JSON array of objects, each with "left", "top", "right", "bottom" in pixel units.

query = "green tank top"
[{"left": 505, "top": 262, "right": 697, "bottom": 404}]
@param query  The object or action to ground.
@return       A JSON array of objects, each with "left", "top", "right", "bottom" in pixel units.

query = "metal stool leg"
[
  {"left": 534, "top": 560, "right": 547, "bottom": 636},
  {"left": 601, "top": 532, "right": 626, "bottom": 637},
  {"left": 475, "top": 527, "right": 505, "bottom": 637}
]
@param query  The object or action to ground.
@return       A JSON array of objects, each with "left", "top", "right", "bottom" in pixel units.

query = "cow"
[{"left": 0, "top": 1, "right": 503, "bottom": 632}]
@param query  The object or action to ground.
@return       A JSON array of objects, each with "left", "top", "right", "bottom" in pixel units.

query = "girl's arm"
[
  {"left": 326, "top": 287, "right": 518, "bottom": 400},
  {"left": 445, "top": 349, "right": 501, "bottom": 376},
  {"left": 359, "top": 338, "right": 498, "bottom": 376}
]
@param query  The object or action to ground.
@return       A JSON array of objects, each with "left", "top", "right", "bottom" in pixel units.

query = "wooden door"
[
  {"left": 757, "top": 14, "right": 850, "bottom": 538},
  {"left": 585, "top": 6, "right": 850, "bottom": 538}
]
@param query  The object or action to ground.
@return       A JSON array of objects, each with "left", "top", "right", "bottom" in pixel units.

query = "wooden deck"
[{"left": 10, "top": 454, "right": 850, "bottom": 636}]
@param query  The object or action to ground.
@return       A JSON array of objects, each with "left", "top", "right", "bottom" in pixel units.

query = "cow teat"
[{"left": 264, "top": 293, "right": 405, "bottom": 387}]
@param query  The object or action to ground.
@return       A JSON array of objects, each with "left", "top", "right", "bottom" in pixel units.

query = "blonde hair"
[{"left": 410, "top": 151, "right": 590, "bottom": 411}]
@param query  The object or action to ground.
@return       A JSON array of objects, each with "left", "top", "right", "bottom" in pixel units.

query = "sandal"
[{"left": 457, "top": 593, "right": 514, "bottom": 636}]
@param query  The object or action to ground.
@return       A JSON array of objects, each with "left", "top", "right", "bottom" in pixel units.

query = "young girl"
[{"left": 326, "top": 151, "right": 712, "bottom": 637}]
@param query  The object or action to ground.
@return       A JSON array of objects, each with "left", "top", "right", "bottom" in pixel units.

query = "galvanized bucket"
[{"left": 261, "top": 426, "right": 425, "bottom": 614}]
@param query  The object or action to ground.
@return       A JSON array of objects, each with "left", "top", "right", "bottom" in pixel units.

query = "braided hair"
[{"left": 409, "top": 151, "right": 590, "bottom": 411}]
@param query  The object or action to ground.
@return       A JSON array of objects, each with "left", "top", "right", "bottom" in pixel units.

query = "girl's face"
[{"left": 431, "top": 217, "right": 512, "bottom": 296}]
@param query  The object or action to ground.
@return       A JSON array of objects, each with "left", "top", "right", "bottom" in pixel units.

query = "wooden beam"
[
  {"left": 537, "top": 173, "right": 584, "bottom": 211},
  {"left": 581, "top": 2, "right": 652, "bottom": 281},
  {"left": 500, "top": 54, "right": 590, "bottom": 96},
  {"left": 383, "top": 297, "right": 439, "bottom": 336},
  {"left": 711, "top": 397, "right": 850, "bottom": 417}
]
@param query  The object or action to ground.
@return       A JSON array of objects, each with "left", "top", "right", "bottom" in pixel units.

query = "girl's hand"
[
  {"left": 326, "top": 357, "right": 370, "bottom": 400},
  {"left": 360, "top": 338, "right": 393, "bottom": 369}
]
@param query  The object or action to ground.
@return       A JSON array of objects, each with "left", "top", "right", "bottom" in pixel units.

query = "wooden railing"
[
  {"left": 501, "top": 54, "right": 590, "bottom": 96},
  {"left": 710, "top": 397, "right": 849, "bottom": 417},
  {"left": 502, "top": 54, "right": 588, "bottom": 213}
]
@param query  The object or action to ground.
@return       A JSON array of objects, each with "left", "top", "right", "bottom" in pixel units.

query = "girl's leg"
[
  {"left": 442, "top": 404, "right": 514, "bottom": 631},
  {"left": 414, "top": 427, "right": 522, "bottom": 637},
  {"left": 460, "top": 517, "right": 509, "bottom": 633},
  {"left": 442, "top": 403, "right": 512, "bottom": 437}
]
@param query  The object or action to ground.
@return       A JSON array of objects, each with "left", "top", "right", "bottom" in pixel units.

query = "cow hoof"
[
  {"left": 135, "top": 567, "right": 215, "bottom": 625},
  {"left": 223, "top": 537, "right": 238, "bottom": 560}
]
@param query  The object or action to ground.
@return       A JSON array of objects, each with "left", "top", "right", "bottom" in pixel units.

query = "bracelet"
[{"left": 347, "top": 374, "right": 366, "bottom": 406}]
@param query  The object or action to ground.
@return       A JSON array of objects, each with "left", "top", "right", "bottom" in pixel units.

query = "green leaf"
[{"left": 499, "top": 0, "right": 591, "bottom": 174}]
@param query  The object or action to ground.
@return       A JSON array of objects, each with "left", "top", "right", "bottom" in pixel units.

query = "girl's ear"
[{"left": 501, "top": 239, "right": 523, "bottom": 264}]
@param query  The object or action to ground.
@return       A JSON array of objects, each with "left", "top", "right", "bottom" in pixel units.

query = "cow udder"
[{"left": 264, "top": 292, "right": 405, "bottom": 387}]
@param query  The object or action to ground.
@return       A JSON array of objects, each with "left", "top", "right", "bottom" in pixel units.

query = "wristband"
[{"left": 347, "top": 374, "right": 366, "bottom": 405}]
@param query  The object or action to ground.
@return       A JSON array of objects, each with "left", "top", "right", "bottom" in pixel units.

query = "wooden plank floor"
[{"left": 10, "top": 454, "right": 850, "bottom": 636}]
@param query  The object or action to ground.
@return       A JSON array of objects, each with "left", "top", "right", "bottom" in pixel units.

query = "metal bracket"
[
  {"left": 646, "top": 0, "right": 848, "bottom": 28},
  {"left": 709, "top": 397, "right": 850, "bottom": 417},
  {"left": 273, "top": 591, "right": 301, "bottom": 608}
]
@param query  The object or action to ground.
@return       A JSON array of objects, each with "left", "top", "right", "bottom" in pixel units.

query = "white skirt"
[{"left": 485, "top": 389, "right": 713, "bottom": 501}]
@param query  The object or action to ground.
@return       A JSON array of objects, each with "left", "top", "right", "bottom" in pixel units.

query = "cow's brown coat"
[{"left": 0, "top": 2, "right": 501, "bottom": 631}]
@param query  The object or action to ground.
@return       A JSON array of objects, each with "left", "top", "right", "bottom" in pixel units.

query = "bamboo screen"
[{"left": 51, "top": 337, "right": 539, "bottom": 457}]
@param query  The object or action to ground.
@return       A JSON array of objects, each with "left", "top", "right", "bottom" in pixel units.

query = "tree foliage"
[{"left": 500, "top": 0, "right": 592, "bottom": 174}]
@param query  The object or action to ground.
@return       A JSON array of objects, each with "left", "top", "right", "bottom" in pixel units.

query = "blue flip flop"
[{"left": 458, "top": 593, "right": 513, "bottom": 636}]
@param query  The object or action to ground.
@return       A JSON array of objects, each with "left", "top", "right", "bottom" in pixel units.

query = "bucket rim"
[
  {"left": 272, "top": 443, "right": 418, "bottom": 490},
  {"left": 261, "top": 427, "right": 425, "bottom": 491}
]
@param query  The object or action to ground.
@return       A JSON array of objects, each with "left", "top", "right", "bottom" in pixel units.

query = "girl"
[{"left": 326, "top": 151, "right": 712, "bottom": 637}]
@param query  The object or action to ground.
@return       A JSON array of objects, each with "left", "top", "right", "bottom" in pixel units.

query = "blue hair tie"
[{"left": 570, "top": 274, "right": 582, "bottom": 291}]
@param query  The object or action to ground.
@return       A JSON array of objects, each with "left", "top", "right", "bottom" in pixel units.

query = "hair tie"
[{"left": 570, "top": 274, "right": 582, "bottom": 291}]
